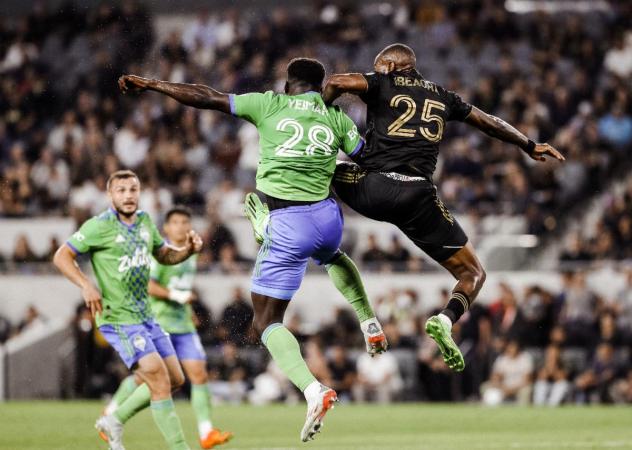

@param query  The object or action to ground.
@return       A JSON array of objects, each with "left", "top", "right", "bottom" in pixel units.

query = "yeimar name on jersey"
[{"left": 229, "top": 90, "right": 364, "bottom": 201}]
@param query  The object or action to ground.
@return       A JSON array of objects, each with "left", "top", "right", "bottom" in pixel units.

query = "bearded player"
[
  {"left": 119, "top": 57, "right": 386, "bottom": 442},
  {"left": 104, "top": 206, "right": 232, "bottom": 449},
  {"left": 322, "top": 43, "right": 565, "bottom": 372},
  {"left": 54, "top": 170, "right": 203, "bottom": 450}
]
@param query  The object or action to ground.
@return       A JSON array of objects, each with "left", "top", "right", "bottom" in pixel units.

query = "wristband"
[
  {"left": 525, "top": 140, "right": 536, "bottom": 153},
  {"left": 169, "top": 289, "right": 192, "bottom": 304}
]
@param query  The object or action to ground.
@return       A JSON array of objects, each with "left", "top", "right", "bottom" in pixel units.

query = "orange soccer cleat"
[{"left": 200, "top": 429, "right": 233, "bottom": 449}]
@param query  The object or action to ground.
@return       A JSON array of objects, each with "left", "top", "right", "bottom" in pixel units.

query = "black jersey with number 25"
[{"left": 358, "top": 70, "right": 472, "bottom": 179}]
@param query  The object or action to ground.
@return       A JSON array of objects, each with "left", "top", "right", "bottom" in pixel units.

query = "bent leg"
[
  {"left": 439, "top": 241, "right": 487, "bottom": 324},
  {"left": 182, "top": 359, "right": 213, "bottom": 438},
  {"left": 252, "top": 292, "right": 317, "bottom": 392},
  {"left": 136, "top": 353, "right": 190, "bottom": 450}
]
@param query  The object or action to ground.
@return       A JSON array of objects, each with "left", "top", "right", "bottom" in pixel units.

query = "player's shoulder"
[
  {"left": 84, "top": 209, "right": 114, "bottom": 227},
  {"left": 136, "top": 209, "right": 158, "bottom": 226},
  {"left": 255, "top": 90, "right": 279, "bottom": 102}
]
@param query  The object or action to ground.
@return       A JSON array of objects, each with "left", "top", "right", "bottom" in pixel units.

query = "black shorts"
[{"left": 332, "top": 162, "right": 468, "bottom": 263}]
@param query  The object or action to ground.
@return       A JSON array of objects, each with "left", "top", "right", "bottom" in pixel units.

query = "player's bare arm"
[
  {"left": 53, "top": 244, "right": 102, "bottom": 318},
  {"left": 118, "top": 75, "right": 231, "bottom": 113},
  {"left": 465, "top": 106, "right": 565, "bottom": 162},
  {"left": 153, "top": 230, "right": 203, "bottom": 265},
  {"left": 322, "top": 73, "right": 368, "bottom": 104}
]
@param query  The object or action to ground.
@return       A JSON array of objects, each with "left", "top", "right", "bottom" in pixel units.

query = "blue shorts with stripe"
[
  {"left": 169, "top": 332, "right": 206, "bottom": 361},
  {"left": 251, "top": 197, "right": 343, "bottom": 300},
  {"left": 99, "top": 320, "right": 176, "bottom": 368}
]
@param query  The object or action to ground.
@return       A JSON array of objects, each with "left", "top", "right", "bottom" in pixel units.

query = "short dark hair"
[
  {"left": 165, "top": 205, "right": 192, "bottom": 222},
  {"left": 106, "top": 170, "right": 139, "bottom": 190},
  {"left": 286, "top": 58, "right": 326, "bottom": 89}
]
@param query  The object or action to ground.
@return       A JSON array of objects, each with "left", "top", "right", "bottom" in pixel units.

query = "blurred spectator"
[
  {"left": 603, "top": 32, "right": 632, "bottom": 78},
  {"left": 574, "top": 343, "right": 618, "bottom": 404},
  {"left": 361, "top": 234, "right": 388, "bottom": 270},
  {"left": 353, "top": 351, "right": 403, "bottom": 403},
  {"left": 327, "top": 345, "right": 356, "bottom": 402},
  {"left": 519, "top": 285, "right": 554, "bottom": 347},
  {"left": 611, "top": 369, "right": 632, "bottom": 404},
  {"left": 218, "top": 287, "right": 254, "bottom": 346},
  {"left": 558, "top": 272, "right": 599, "bottom": 346},
  {"left": 598, "top": 103, "right": 632, "bottom": 150},
  {"left": 12, "top": 234, "right": 40, "bottom": 263},
  {"left": 489, "top": 283, "right": 526, "bottom": 342},
  {"left": 208, "top": 342, "right": 249, "bottom": 403},
  {"left": 0, "top": 313, "right": 12, "bottom": 343},
  {"left": 612, "top": 269, "right": 632, "bottom": 340},
  {"left": 16, "top": 304, "right": 46, "bottom": 333},
  {"left": 481, "top": 340, "right": 533, "bottom": 406},
  {"left": 386, "top": 235, "right": 410, "bottom": 271},
  {"left": 533, "top": 345, "right": 570, "bottom": 406}
]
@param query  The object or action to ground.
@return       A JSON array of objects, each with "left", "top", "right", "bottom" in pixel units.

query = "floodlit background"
[{"left": 0, "top": 1, "right": 631, "bottom": 448}]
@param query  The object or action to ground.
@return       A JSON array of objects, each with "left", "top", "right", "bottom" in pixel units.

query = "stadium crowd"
[
  {"left": 43, "top": 268, "right": 629, "bottom": 405},
  {"left": 1, "top": 0, "right": 632, "bottom": 406},
  {"left": 1, "top": 1, "right": 632, "bottom": 271}
]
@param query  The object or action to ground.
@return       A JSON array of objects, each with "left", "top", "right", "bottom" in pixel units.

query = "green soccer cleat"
[
  {"left": 244, "top": 192, "right": 269, "bottom": 245},
  {"left": 425, "top": 315, "right": 465, "bottom": 372}
]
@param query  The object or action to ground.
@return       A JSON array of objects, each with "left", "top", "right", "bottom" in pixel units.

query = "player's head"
[
  {"left": 374, "top": 43, "right": 416, "bottom": 74},
  {"left": 285, "top": 58, "right": 326, "bottom": 94},
  {"left": 107, "top": 170, "right": 140, "bottom": 218},
  {"left": 163, "top": 206, "right": 192, "bottom": 244}
]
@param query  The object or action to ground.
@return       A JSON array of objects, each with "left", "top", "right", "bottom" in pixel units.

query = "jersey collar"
[{"left": 109, "top": 207, "right": 138, "bottom": 229}]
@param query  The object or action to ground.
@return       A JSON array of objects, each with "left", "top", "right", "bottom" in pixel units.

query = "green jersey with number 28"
[{"left": 229, "top": 91, "right": 363, "bottom": 201}]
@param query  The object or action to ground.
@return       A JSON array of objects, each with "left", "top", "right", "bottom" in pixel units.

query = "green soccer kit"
[
  {"left": 66, "top": 208, "right": 164, "bottom": 327},
  {"left": 229, "top": 90, "right": 363, "bottom": 200},
  {"left": 149, "top": 255, "right": 198, "bottom": 334}
]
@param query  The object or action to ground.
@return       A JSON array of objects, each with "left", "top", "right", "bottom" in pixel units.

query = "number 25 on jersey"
[{"left": 388, "top": 95, "right": 446, "bottom": 142}]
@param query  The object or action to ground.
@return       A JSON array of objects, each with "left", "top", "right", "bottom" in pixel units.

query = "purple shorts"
[
  {"left": 252, "top": 197, "right": 343, "bottom": 300},
  {"left": 169, "top": 332, "right": 206, "bottom": 361},
  {"left": 99, "top": 320, "right": 176, "bottom": 368}
]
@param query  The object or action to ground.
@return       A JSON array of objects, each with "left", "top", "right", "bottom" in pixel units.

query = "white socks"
[
  {"left": 303, "top": 381, "right": 322, "bottom": 403},
  {"left": 198, "top": 420, "right": 213, "bottom": 439},
  {"left": 438, "top": 313, "right": 453, "bottom": 329}
]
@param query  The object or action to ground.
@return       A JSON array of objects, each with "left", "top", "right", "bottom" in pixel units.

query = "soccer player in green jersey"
[
  {"left": 54, "top": 170, "right": 203, "bottom": 450},
  {"left": 119, "top": 58, "right": 386, "bottom": 442},
  {"left": 105, "top": 206, "right": 232, "bottom": 449}
]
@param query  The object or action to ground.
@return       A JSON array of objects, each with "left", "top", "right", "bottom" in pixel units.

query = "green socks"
[
  {"left": 106, "top": 375, "right": 138, "bottom": 415},
  {"left": 191, "top": 383, "right": 213, "bottom": 438},
  {"left": 326, "top": 252, "right": 375, "bottom": 322},
  {"left": 262, "top": 323, "right": 316, "bottom": 391},
  {"left": 114, "top": 383, "right": 151, "bottom": 424},
  {"left": 151, "top": 398, "right": 190, "bottom": 450}
]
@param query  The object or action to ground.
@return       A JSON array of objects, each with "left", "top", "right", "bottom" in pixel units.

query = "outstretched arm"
[
  {"left": 465, "top": 106, "right": 565, "bottom": 162},
  {"left": 322, "top": 73, "right": 368, "bottom": 105},
  {"left": 153, "top": 230, "right": 203, "bottom": 265},
  {"left": 119, "top": 75, "right": 231, "bottom": 113}
]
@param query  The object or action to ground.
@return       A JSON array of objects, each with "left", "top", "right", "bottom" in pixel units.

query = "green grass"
[{"left": 0, "top": 401, "right": 631, "bottom": 449}]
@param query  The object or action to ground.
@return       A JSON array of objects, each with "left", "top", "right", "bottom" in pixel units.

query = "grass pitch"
[{"left": 0, "top": 401, "right": 630, "bottom": 449}]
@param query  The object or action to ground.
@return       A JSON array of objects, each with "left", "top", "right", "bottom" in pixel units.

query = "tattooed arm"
[
  {"left": 465, "top": 106, "right": 565, "bottom": 162},
  {"left": 153, "top": 230, "right": 203, "bottom": 265}
]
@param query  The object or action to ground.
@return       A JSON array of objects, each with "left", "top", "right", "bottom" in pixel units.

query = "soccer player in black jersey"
[{"left": 321, "top": 43, "right": 565, "bottom": 372}]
